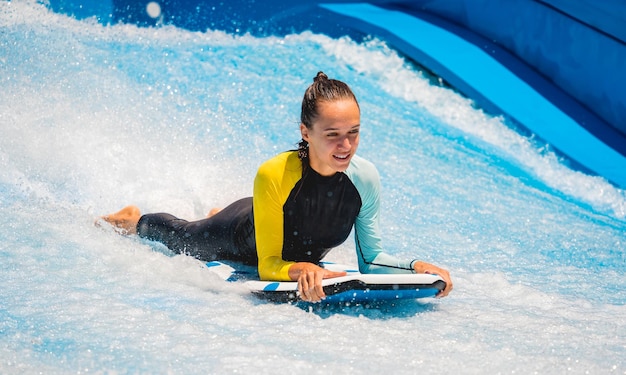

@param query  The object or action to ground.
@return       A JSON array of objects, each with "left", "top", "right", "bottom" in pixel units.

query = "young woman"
[{"left": 101, "top": 72, "right": 453, "bottom": 302}]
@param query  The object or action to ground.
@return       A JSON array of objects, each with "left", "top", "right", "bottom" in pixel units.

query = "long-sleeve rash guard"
[{"left": 253, "top": 151, "right": 415, "bottom": 281}]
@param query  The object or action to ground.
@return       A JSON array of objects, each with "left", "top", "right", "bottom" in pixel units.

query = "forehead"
[{"left": 315, "top": 99, "right": 360, "bottom": 128}]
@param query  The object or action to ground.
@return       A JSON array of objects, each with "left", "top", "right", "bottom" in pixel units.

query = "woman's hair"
[
  {"left": 300, "top": 71, "right": 359, "bottom": 128},
  {"left": 298, "top": 72, "right": 359, "bottom": 162}
]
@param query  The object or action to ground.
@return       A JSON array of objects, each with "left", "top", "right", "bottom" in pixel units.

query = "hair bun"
[{"left": 313, "top": 71, "right": 328, "bottom": 83}]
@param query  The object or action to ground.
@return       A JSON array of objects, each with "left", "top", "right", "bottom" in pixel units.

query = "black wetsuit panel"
[
  {"left": 136, "top": 197, "right": 257, "bottom": 265},
  {"left": 282, "top": 169, "right": 361, "bottom": 263}
]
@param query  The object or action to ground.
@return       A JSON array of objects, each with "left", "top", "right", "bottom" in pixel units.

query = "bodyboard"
[{"left": 206, "top": 261, "right": 445, "bottom": 304}]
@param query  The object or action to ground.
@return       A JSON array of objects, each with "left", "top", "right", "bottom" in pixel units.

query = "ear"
[{"left": 300, "top": 123, "right": 310, "bottom": 141}]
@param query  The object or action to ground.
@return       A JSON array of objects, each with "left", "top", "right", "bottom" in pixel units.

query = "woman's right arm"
[{"left": 253, "top": 158, "right": 295, "bottom": 281}]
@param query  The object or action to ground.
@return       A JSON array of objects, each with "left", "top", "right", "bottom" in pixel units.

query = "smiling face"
[{"left": 300, "top": 99, "right": 360, "bottom": 176}]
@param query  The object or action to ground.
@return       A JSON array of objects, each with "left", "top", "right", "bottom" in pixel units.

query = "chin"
[{"left": 332, "top": 157, "right": 352, "bottom": 171}]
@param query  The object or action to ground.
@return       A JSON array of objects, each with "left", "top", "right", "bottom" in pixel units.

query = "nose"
[{"left": 339, "top": 136, "right": 351, "bottom": 149}]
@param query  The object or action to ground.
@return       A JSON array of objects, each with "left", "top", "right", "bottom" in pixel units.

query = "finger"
[
  {"left": 302, "top": 273, "right": 320, "bottom": 302},
  {"left": 446, "top": 280, "right": 454, "bottom": 295},
  {"left": 314, "top": 271, "right": 325, "bottom": 300},
  {"left": 298, "top": 275, "right": 310, "bottom": 301},
  {"left": 302, "top": 272, "right": 320, "bottom": 302},
  {"left": 323, "top": 270, "right": 347, "bottom": 279},
  {"left": 437, "top": 288, "right": 449, "bottom": 298},
  {"left": 436, "top": 277, "right": 453, "bottom": 298}
]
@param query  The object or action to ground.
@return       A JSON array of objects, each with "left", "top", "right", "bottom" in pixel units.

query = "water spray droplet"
[{"left": 146, "top": 2, "right": 161, "bottom": 19}]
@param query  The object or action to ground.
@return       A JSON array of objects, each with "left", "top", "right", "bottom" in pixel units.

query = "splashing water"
[{"left": 1, "top": 2, "right": 625, "bottom": 374}]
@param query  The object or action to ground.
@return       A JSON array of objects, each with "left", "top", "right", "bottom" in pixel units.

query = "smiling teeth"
[{"left": 334, "top": 155, "right": 348, "bottom": 159}]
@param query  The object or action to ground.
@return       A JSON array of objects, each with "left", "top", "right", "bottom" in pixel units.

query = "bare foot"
[
  {"left": 207, "top": 208, "right": 222, "bottom": 218},
  {"left": 98, "top": 205, "right": 141, "bottom": 235}
]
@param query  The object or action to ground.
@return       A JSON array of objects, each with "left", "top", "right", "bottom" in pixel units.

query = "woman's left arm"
[
  {"left": 349, "top": 156, "right": 453, "bottom": 296},
  {"left": 349, "top": 157, "right": 414, "bottom": 273}
]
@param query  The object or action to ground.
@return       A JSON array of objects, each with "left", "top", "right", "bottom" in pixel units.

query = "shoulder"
[
  {"left": 346, "top": 155, "right": 381, "bottom": 218},
  {"left": 345, "top": 154, "right": 380, "bottom": 186},
  {"left": 255, "top": 151, "right": 302, "bottom": 192},
  {"left": 257, "top": 151, "right": 301, "bottom": 178},
  {"left": 344, "top": 154, "right": 381, "bottom": 205}
]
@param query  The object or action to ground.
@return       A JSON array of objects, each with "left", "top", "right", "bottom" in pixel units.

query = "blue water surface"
[{"left": 1, "top": 2, "right": 625, "bottom": 374}]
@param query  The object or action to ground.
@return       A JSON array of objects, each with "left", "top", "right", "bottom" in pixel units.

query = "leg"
[
  {"left": 99, "top": 205, "right": 141, "bottom": 235},
  {"left": 136, "top": 198, "right": 256, "bottom": 264},
  {"left": 99, "top": 198, "right": 256, "bottom": 264}
]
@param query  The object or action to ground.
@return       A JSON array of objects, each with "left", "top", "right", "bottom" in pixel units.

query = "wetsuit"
[{"left": 136, "top": 151, "right": 417, "bottom": 280}]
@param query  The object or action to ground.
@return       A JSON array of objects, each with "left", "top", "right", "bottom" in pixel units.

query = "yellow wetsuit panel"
[{"left": 253, "top": 152, "right": 302, "bottom": 281}]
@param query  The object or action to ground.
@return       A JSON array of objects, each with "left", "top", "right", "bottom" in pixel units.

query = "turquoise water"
[{"left": 1, "top": 2, "right": 625, "bottom": 373}]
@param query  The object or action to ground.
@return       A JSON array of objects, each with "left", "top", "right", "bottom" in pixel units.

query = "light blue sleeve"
[{"left": 346, "top": 155, "right": 416, "bottom": 274}]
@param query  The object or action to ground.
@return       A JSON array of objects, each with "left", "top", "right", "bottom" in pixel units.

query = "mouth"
[{"left": 333, "top": 153, "right": 350, "bottom": 161}]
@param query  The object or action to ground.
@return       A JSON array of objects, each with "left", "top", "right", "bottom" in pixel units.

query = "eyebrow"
[{"left": 322, "top": 124, "right": 361, "bottom": 131}]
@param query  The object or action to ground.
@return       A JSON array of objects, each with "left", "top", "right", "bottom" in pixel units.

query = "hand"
[
  {"left": 288, "top": 262, "right": 347, "bottom": 303},
  {"left": 412, "top": 261, "right": 453, "bottom": 298}
]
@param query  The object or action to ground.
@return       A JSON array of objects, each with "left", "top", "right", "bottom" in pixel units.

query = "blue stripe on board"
[{"left": 263, "top": 282, "right": 281, "bottom": 291}]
